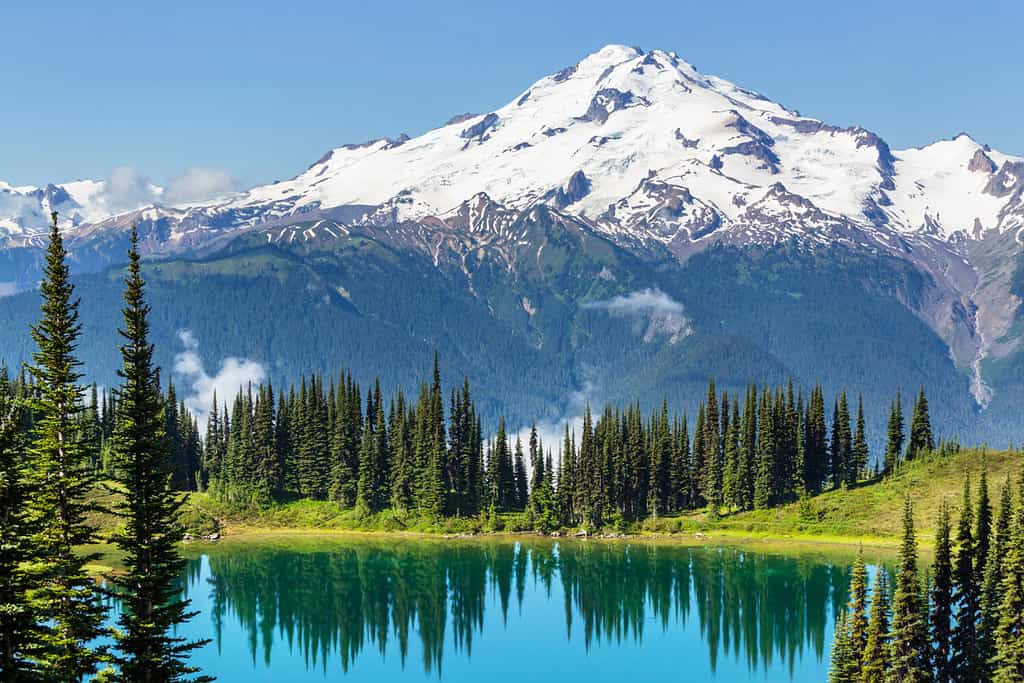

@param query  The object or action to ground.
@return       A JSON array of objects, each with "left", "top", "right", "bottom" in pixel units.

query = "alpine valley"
[{"left": 1, "top": 44, "right": 1022, "bottom": 445}]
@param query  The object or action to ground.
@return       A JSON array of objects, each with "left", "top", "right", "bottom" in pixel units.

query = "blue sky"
[{"left": 2, "top": 0, "right": 1020, "bottom": 189}]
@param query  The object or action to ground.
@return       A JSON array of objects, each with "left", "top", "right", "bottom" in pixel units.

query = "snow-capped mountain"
[
  {"left": 2, "top": 44, "right": 1023, "bottom": 406},
  {"left": 9, "top": 45, "right": 1022, "bottom": 251}
]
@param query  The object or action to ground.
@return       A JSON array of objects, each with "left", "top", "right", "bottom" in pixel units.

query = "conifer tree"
[
  {"left": 851, "top": 396, "right": 869, "bottom": 483},
  {"left": 490, "top": 417, "right": 515, "bottom": 511},
  {"left": 976, "top": 468, "right": 993, "bottom": 582},
  {"left": 981, "top": 477, "right": 1013, "bottom": 677},
  {"left": 738, "top": 385, "right": 757, "bottom": 509},
  {"left": 931, "top": 500, "right": 954, "bottom": 682},
  {"left": 513, "top": 435, "right": 528, "bottom": 511},
  {"left": 906, "top": 387, "right": 934, "bottom": 460},
  {"left": 723, "top": 399, "right": 740, "bottom": 509},
  {"left": 951, "top": 478, "right": 980, "bottom": 680},
  {"left": 847, "top": 551, "right": 870, "bottom": 665},
  {"left": 829, "top": 610, "right": 854, "bottom": 683},
  {"left": 556, "top": 425, "right": 575, "bottom": 525},
  {"left": 527, "top": 424, "right": 542, "bottom": 493},
  {"left": 691, "top": 403, "right": 706, "bottom": 508},
  {"left": 793, "top": 390, "right": 807, "bottom": 496},
  {"left": 108, "top": 228, "right": 211, "bottom": 682},
  {"left": 203, "top": 394, "right": 223, "bottom": 490},
  {"left": 805, "top": 384, "right": 828, "bottom": 494},
  {"left": 888, "top": 495, "right": 929, "bottom": 683},
  {"left": 670, "top": 411, "right": 690, "bottom": 513},
  {"left": 862, "top": 569, "right": 891, "bottom": 683},
  {"left": 0, "top": 368, "right": 42, "bottom": 678},
  {"left": 26, "top": 212, "right": 108, "bottom": 680},
  {"left": 753, "top": 389, "right": 773, "bottom": 509},
  {"left": 702, "top": 379, "right": 722, "bottom": 513},
  {"left": 250, "top": 383, "right": 278, "bottom": 501},
  {"left": 884, "top": 391, "right": 905, "bottom": 474},
  {"left": 993, "top": 469, "right": 1024, "bottom": 681},
  {"left": 830, "top": 393, "right": 852, "bottom": 488},
  {"left": 328, "top": 376, "right": 359, "bottom": 506}
]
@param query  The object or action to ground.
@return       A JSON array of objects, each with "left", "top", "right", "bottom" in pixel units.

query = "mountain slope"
[{"left": 0, "top": 44, "right": 1021, "bottom": 445}]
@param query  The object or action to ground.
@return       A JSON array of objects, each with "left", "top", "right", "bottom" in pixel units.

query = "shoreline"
[
  {"left": 182, "top": 523, "right": 906, "bottom": 557},
  {"left": 88, "top": 523, "right": 909, "bottom": 574}
]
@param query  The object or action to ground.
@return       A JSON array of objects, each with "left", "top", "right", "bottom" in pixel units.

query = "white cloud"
[
  {"left": 102, "top": 166, "right": 160, "bottom": 214},
  {"left": 173, "top": 329, "right": 265, "bottom": 426},
  {"left": 584, "top": 288, "right": 691, "bottom": 344},
  {"left": 583, "top": 287, "right": 684, "bottom": 316},
  {"left": 98, "top": 166, "right": 238, "bottom": 214},
  {"left": 164, "top": 167, "right": 238, "bottom": 204}
]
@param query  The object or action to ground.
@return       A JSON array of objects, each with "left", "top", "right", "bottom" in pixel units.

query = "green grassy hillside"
[
  {"left": 668, "top": 446, "right": 1022, "bottom": 544},
  {"left": 152, "top": 446, "right": 1020, "bottom": 549}
]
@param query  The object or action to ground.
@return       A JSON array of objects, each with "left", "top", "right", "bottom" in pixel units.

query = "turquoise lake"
[{"left": 167, "top": 538, "right": 860, "bottom": 682}]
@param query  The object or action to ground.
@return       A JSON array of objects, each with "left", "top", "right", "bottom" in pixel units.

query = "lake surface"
[{"left": 170, "top": 537, "right": 858, "bottom": 682}]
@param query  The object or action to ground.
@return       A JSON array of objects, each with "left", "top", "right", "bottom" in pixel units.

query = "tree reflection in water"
[{"left": 187, "top": 540, "right": 862, "bottom": 677}]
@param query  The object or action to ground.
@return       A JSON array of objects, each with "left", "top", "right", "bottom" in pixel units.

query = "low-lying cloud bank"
[
  {"left": 104, "top": 165, "right": 238, "bottom": 212},
  {"left": 584, "top": 287, "right": 691, "bottom": 344},
  {"left": 173, "top": 329, "right": 265, "bottom": 426}
]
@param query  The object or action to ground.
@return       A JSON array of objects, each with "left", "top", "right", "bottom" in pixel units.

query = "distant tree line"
[{"left": 196, "top": 358, "right": 941, "bottom": 531}]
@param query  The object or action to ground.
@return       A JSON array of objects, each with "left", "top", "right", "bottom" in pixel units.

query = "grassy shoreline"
[{"left": 85, "top": 446, "right": 1018, "bottom": 571}]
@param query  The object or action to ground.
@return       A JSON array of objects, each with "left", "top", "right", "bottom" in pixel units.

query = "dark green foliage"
[
  {"left": 994, "top": 467, "right": 1024, "bottom": 681},
  {"left": 885, "top": 392, "right": 905, "bottom": 474},
  {"left": 981, "top": 477, "right": 1013, "bottom": 676},
  {"left": 931, "top": 500, "right": 954, "bottom": 682},
  {"left": 107, "top": 229, "right": 211, "bottom": 682},
  {"left": 829, "top": 610, "right": 855, "bottom": 683},
  {"left": 951, "top": 478, "right": 981, "bottom": 680},
  {"left": 852, "top": 396, "right": 869, "bottom": 482},
  {"left": 512, "top": 436, "right": 528, "bottom": 511},
  {"left": 862, "top": 569, "right": 891, "bottom": 683},
  {"left": 907, "top": 386, "right": 935, "bottom": 461},
  {"left": 0, "top": 369, "right": 42, "bottom": 679},
  {"left": 889, "top": 495, "right": 930, "bottom": 682},
  {"left": 204, "top": 370, "right": 924, "bottom": 539},
  {"left": 25, "top": 214, "right": 109, "bottom": 680},
  {"left": 848, "top": 552, "right": 870, "bottom": 664}
]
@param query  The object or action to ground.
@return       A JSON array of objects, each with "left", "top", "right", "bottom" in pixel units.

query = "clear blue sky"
[{"left": 2, "top": 0, "right": 1020, "bottom": 189}]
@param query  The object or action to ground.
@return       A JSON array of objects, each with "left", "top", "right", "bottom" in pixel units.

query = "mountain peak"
[{"left": 2, "top": 44, "right": 1023, "bottom": 264}]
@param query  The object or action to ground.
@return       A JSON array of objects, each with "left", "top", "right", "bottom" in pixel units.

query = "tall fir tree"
[
  {"left": 931, "top": 500, "right": 954, "bottom": 682},
  {"left": 981, "top": 477, "right": 1014, "bottom": 677},
  {"left": 951, "top": 478, "right": 980, "bottom": 681},
  {"left": 26, "top": 212, "right": 109, "bottom": 680},
  {"left": 851, "top": 396, "right": 869, "bottom": 483},
  {"left": 0, "top": 368, "right": 43, "bottom": 679},
  {"left": 906, "top": 387, "right": 934, "bottom": 460},
  {"left": 993, "top": 468, "right": 1024, "bottom": 682},
  {"left": 884, "top": 390, "right": 905, "bottom": 474},
  {"left": 862, "top": 569, "right": 891, "bottom": 683},
  {"left": 976, "top": 468, "right": 993, "bottom": 584},
  {"left": 829, "top": 610, "right": 855, "bottom": 683},
  {"left": 847, "top": 551, "right": 870, "bottom": 665},
  {"left": 888, "top": 495, "right": 930, "bottom": 683},
  {"left": 805, "top": 385, "right": 828, "bottom": 494},
  {"left": 512, "top": 436, "right": 528, "bottom": 511},
  {"left": 753, "top": 389, "right": 773, "bottom": 509},
  {"left": 107, "top": 228, "right": 211, "bottom": 682}
]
